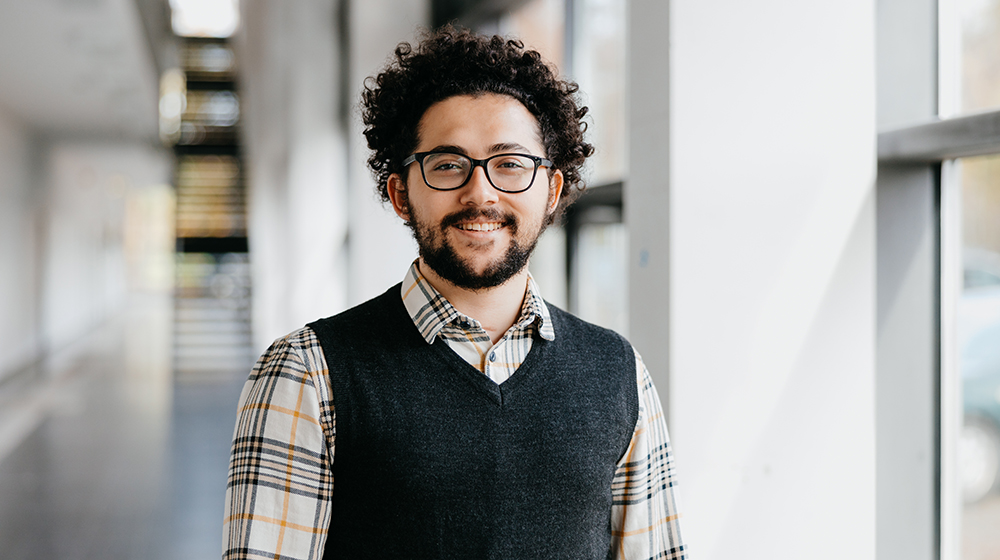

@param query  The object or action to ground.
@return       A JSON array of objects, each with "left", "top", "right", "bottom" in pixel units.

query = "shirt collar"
[{"left": 400, "top": 261, "right": 555, "bottom": 344}]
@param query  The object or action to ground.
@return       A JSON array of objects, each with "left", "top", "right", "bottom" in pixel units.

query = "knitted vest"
[{"left": 309, "top": 285, "right": 638, "bottom": 559}]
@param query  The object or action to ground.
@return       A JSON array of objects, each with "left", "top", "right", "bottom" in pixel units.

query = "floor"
[{"left": 0, "top": 295, "right": 248, "bottom": 560}]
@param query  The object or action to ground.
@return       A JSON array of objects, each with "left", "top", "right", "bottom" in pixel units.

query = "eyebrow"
[
  {"left": 489, "top": 142, "right": 531, "bottom": 154},
  {"left": 426, "top": 142, "right": 533, "bottom": 156}
]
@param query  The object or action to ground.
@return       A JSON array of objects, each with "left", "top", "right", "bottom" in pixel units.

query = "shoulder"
[
  {"left": 305, "top": 283, "right": 427, "bottom": 363},
  {"left": 253, "top": 326, "right": 328, "bottom": 380},
  {"left": 545, "top": 301, "right": 632, "bottom": 351},
  {"left": 542, "top": 302, "right": 637, "bottom": 382},
  {"left": 308, "top": 283, "right": 404, "bottom": 337}
]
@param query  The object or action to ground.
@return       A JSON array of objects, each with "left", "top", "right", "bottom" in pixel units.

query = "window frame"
[{"left": 876, "top": 0, "right": 1000, "bottom": 558}]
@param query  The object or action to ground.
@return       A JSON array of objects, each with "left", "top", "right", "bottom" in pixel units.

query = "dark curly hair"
[{"left": 361, "top": 26, "right": 594, "bottom": 218}]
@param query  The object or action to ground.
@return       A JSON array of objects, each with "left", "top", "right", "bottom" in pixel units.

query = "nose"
[{"left": 458, "top": 165, "right": 499, "bottom": 206}]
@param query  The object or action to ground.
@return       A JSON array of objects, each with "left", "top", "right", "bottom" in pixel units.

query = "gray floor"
[{"left": 0, "top": 295, "right": 248, "bottom": 559}]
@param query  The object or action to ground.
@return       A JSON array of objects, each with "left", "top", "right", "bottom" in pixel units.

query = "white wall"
[
  {"left": 238, "top": 0, "right": 350, "bottom": 350},
  {"left": 40, "top": 142, "right": 171, "bottom": 354},
  {"left": 629, "top": 0, "right": 877, "bottom": 558},
  {"left": 346, "top": 0, "right": 430, "bottom": 306},
  {"left": 0, "top": 119, "right": 170, "bottom": 381},
  {"left": 0, "top": 109, "right": 40, "bottom": 380},
  {"left": 238, "top": 0, "right": 430, "bottom": 348}
]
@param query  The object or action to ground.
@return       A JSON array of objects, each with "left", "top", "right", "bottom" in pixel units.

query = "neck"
[{"left": 417, "top": 259, "right": 529, "bottom": 345}]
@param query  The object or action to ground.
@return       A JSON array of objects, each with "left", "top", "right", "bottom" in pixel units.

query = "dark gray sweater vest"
[{"left": 308, "top": 285, "right": 638, "bottom": 559}]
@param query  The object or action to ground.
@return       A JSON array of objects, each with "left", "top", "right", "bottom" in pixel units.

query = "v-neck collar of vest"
[
  {"left": 428, "top": 330, "right": 552, "bottom": 407},
  {"left": 389, "top": 288, "right": 555, "bottom": 408}
]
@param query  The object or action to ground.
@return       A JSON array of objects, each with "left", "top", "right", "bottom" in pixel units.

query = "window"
[
  {"left": 877, "top": 0, "right": 1000, "bottom": 557},
  {"left": 954, "top": 154, "right": 1000, "bottom": 559}
]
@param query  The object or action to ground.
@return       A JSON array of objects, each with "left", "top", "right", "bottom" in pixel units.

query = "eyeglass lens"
[{"left": 421, "top": 153, "right": 537, "bottom": 192}]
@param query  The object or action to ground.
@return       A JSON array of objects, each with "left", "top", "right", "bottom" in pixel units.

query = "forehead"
[{"left": 415, "top": 93, "right": 543, "bottom": 153}]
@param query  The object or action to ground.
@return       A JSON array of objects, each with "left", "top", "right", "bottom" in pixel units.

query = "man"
[{"left": 224, "top": 28, "right": 685, "bottom": 560}]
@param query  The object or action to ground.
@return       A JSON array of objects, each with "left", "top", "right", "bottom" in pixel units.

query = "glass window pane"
[
  {"left": 529, "top": 226, "right": 568, "bottom": 310},
  {"left": 498, "top": 0, "right": 567, "bottom": 69},
  {"left": 961, "top": 0, "right": 1000, "bottom": 113},
  {"left": 573, "top": 215, "right": 628, "bottom": 336},
  {"left": 571, "top": 0, "right": 627, "bottom": 184},
  {"left": 957, "top": 154, "right": 1000, "bottom": 559}
]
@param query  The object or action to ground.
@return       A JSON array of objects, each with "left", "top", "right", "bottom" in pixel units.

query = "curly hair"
[{"left": 361, "top": 26, "right": 594, "bottom": 217}]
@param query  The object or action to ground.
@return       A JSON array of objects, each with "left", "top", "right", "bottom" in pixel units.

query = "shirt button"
[{"left": 489, "top": 351, "right": 497, "bottom": 362}]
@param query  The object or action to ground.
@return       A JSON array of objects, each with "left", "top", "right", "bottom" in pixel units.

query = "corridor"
[{"left": 2, "top": 0, "right": 999, "bottom": 558}]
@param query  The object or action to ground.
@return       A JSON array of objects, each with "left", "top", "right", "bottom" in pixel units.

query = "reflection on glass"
[
  {"left": 961, "top": 0, "right": 1000, "bottom": 112},
  {"left": 957, "top": 154, "right": 1000, "bottom": 559}
]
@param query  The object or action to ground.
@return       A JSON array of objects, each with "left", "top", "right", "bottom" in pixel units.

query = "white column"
[
  {"left": 346, "top": 0, "right": 431, "bottom": 305},
  {"left": 629, "top": 0, "right": 877, "bottom": 558},
  {"left": 239, "top": 0, "right": 350, "bottom": 349}
]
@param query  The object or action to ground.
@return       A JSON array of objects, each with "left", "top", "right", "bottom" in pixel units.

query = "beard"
[{"left": 404, "top": 201, "right": 546, "bottom": 291}]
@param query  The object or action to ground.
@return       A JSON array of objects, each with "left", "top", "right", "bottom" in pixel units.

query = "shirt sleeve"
[
  {"left": 609, "top": 348, "right": 687, "bottom": 560},
  {"left": 223, "top": 328, "right": 335, "bottom": 560}
]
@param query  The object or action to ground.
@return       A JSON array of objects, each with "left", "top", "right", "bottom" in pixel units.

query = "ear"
[
  {"left": 546, "top": 169, "right": 564, "bottom": 215},
  {"left": 387, "top": 174, "right": 410, "bottom": 221}
]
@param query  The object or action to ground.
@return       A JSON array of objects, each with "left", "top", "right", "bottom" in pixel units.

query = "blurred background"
[{"left": 0, "top": 0, "right": 998, "bottom": 558}]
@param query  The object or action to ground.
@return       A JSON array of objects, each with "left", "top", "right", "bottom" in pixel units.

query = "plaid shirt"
[{"left": 224, "top": 262, "right": 686, "bottom": 560}]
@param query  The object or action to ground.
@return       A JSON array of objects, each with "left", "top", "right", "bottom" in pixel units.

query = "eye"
[
  {"left": 424, "top": 153, "right": 468, "bottom": 174},
  {"left": 490, "top": 155, "right": 533, "bottom": 174}
]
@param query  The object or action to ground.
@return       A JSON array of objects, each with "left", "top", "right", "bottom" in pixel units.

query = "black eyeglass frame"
[{"left": 401, "top": 151, "right": 554, "bottom": 193}]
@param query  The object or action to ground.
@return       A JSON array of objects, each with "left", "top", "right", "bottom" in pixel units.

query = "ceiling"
[
  {"left": 0, "top": 0, "right": 165, "bottom": 141},
  {"left": 433, "top": 0, "right": 532, "bottom": 27}
]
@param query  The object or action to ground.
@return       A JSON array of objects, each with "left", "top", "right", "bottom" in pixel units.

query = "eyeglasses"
[{"left": 402, "top": 151, "right": 553, "bottom": 193}]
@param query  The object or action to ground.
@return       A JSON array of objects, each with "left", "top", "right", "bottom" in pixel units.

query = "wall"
[
  {"left": 40, "top": 141, "right": 171, "bottom": 356},
  {"left": 346, "top": 0, "right": 430, "bottom": 306},
  {"left": 0, "top": 114, "right": 170, "bottom": 381},
  {"left": 0, "top": 109, "right": 40, "bottom": 380},
  {"left": 238, "top": 0, "right": 350, "bottom": 350},
  {"left": 629, "top": 0, "right": 877, "bottom": 558},
  {"left": 238, "top": 0, "right": 430, "bottom": 349}
]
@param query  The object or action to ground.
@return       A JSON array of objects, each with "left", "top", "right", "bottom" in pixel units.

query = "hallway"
[{"left": 0, "top": 295, "right": 245, "bottom": 560}]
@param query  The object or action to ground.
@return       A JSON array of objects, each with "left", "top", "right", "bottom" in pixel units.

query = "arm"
[
  {"left": 609, "top": 348, "right": 687, "bottom": 560},
  {"left": 223, "top": 328, "right": 335, "bottom": 560}
]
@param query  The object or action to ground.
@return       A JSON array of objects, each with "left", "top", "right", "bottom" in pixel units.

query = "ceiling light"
[{"left": 169, "top": 0, "right": 240, "bottom": 38}]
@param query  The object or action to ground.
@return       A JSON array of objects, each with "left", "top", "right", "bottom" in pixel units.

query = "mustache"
[{"left": 440, "top": 208, "right": 517, "bottom": 231}]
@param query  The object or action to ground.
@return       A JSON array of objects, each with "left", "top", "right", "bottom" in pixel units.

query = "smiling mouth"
[{"left": 455, "top": 222, "right": 503, "bottom": 232}]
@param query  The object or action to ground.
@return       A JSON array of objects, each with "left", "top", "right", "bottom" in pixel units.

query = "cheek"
[{"left": 532, "top": 190, "right": 555, "bottom": 217}]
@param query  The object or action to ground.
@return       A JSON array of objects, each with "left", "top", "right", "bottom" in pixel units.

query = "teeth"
[{"left": 457, "top": 222, "right": 501, "bottom": 232}]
